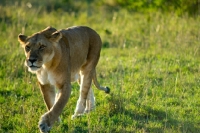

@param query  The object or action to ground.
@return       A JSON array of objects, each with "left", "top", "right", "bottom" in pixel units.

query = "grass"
[{"left": 0, "top": 1, "right": 200, "bottom": 133}]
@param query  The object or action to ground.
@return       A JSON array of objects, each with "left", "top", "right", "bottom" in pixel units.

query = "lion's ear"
[
  {"left": 42, "top": 26, "right": 57, "bottom": 38},
  {"left": 18, "top": 34, "right": 27, "bottom": 44},
  {"left": 50, "top": 32, "right": 62, "bottom": 43}
]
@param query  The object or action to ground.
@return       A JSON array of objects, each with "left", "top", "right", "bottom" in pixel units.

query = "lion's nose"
[{"left": 28, "top": 59, "right": 37, "bottom": 64}]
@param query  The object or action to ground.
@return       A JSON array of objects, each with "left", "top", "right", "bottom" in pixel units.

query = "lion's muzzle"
[
  {"left": 28, "top": 58, "right": 37, "bottom": 64},
  {"left": 26, "top": 57, "right": 42, "bottom": 72}
]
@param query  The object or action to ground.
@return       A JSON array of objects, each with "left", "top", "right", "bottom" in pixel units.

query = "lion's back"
[
  {"left": 60, "top": 26, "right": 102, "bottom": 72},
  {"left": 60, "top": 26, "right": 101, "bottom": 47}
]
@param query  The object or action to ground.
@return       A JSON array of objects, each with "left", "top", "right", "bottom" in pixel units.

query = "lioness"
[{"left": 18, "top": 26, "right": 110, "bottom": 133}]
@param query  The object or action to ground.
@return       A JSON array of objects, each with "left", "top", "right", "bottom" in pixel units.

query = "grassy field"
[{"left": 0, "top": 1, "right": 200, "bottom": 133}]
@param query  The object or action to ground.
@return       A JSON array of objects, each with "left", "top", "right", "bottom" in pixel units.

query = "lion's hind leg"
[
  {"left": 84, "top": 87, "right": 95, "bottom": 113},
  {"left": 72, "top": 69, "right": 94, "bottom": 119}
]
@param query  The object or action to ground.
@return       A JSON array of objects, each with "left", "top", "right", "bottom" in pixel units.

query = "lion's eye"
[
  {"left": 39, "top": 45, "right": 46, "bottom": 50},
  {"left": 25, "top": 45, "right": 30, "bottom": 52}
]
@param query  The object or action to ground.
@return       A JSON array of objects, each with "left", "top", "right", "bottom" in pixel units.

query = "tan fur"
[{"left": 18, "top": 26, "right": 110, "bottom": 133}]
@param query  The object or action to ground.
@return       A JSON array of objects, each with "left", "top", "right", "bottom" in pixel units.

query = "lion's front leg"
[
  {"left": 38, "top": 83, "right": 71, "bottom": 133},
  {"left": 38, "top": 83, "right": 56, "bottom": 133},
  {"left": 39, "top": 83, "right": 56, "bottom": 110}
]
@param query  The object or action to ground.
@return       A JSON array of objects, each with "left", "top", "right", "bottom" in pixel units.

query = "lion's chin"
[{"left": 28, "top": 66, "right": 41, "bottom": 73}]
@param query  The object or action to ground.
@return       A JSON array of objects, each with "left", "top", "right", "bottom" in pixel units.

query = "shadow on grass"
[{"left": 107, "top": 93, "right": 200, "bottom": 132}]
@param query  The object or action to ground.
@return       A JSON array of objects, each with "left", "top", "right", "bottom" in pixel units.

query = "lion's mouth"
[
  {"left": 30, "top": 65, "right": 41, "bottom": 68},
  {"left": 28, "top": 65, "right": 41, "bottom": 72}
]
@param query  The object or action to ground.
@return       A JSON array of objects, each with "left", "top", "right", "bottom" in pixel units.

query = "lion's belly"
[{"left": 71, "top": 73, "right": 79, "bottom": 82}]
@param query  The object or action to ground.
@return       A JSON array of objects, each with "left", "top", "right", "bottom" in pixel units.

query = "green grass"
[{"left": 1, "top": 1, "right": 200, "bottom": 133}]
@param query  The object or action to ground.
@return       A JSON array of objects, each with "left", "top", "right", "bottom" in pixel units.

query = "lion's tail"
[{"left": 92, "top": 70, "right": 110, "bottom": 94}]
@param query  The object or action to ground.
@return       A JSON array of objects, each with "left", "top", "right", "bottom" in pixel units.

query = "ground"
[{"left": 0, "top": 2, "right": 200, "bottom": 132}]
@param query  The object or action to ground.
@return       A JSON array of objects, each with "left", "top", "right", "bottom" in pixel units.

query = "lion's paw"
[
  {"left": 75, "top": 99, "right": 86, "bottom": 113},
  {"left": 84, "top": 99, "right": 95, "bottom": 113},
  {"left": 71, "top": 113, "right": 84, "bottom": 120},
  {"left": 72, "top": 99, "right": 86, "bottom": 119},
  {"left": 38, "top": 114, "right": 51, "bottom": 133},
  {"left": 39, "top": 122, "right": 51, "bottom": 133},
  {"left": 84, "top": 107, "right": 95, "bottom": 114}
]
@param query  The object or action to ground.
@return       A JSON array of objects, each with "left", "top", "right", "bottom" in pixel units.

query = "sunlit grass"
[{"left": 0, "top": 2, "right": 200, "bottom": 133}]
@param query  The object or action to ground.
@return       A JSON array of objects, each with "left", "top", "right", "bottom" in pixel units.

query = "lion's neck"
[{"left": 43, "top": 45, "right": 62, "bottom": 71}]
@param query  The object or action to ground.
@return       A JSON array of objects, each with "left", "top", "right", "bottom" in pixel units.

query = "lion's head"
[{"left": 18, "top": 27, "right": 62, "bottom": 73}]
